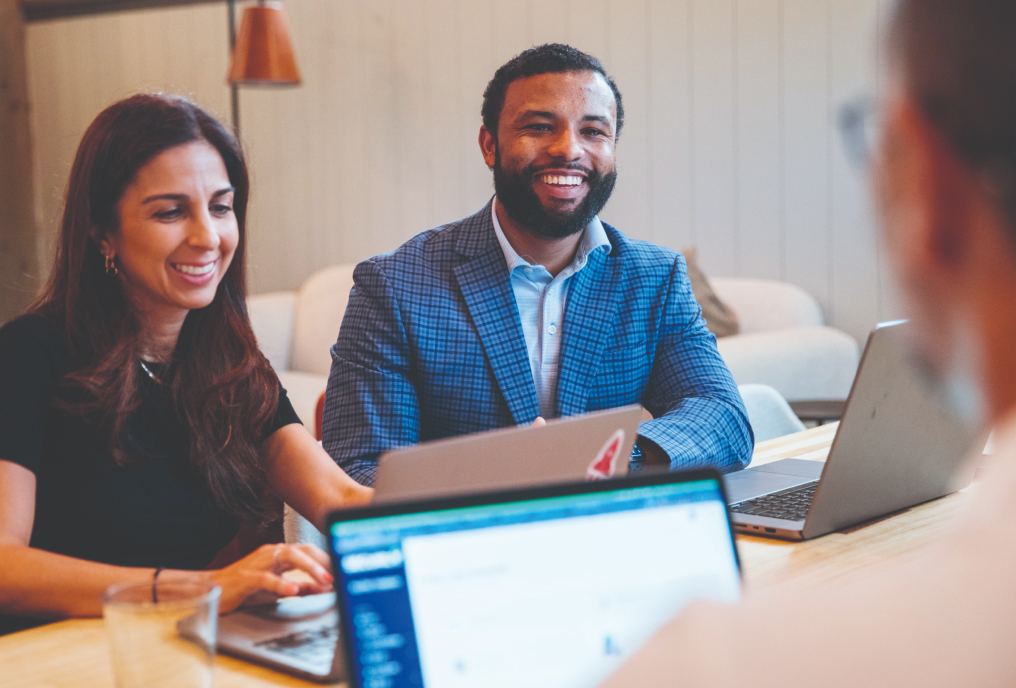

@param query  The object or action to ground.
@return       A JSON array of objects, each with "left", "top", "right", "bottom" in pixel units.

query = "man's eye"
[
  {"left": 525, "top": 124, "right": 552, "bottom": 131},
  {"left": 584, "top": 128, "right": 606, "bottom": 137}
]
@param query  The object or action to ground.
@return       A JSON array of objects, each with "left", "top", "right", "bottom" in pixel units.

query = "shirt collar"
[{"left": 491, "top": 198, "right": 611, "bottom": 275}]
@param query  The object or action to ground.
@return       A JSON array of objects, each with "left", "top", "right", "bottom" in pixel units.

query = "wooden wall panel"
[
  {"left": 781, "top": 0, "right": 831, "bottom": 314},
  {"left": 426, "top": 0, "right": 468, "bottom": 227},
  {"left": 0, "top": 0, "right": 40, "bottom": 322},
  {"left": 24, "top": 2, "right": 230, "bottom": 268},
  {"left": 690, "top": 0, "right": 737, "bottom": 276},
  {"left": 567, "top": 0, "right": 607, "bottom": 58},
  {"left": 646, "top": 0, "right": 692, "bottom": 251},
  {"left": 23, "top": 0, "right": 884, "bottom": 342},
  {"left": 829, "top": 0, "right": 881, "bottom": 340},
  {"left": 530, "top": 0, "right": 569, "bottom": 48},
  {"left": 604, "top": 0, "right": 650, "bottom": 242},
  {"left": 734, "top": 0, "right": 781, "bottom": 280}
]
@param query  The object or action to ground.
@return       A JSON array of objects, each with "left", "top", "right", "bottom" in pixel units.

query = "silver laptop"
[
  {"left": 725, "top": 320, "right": 983, "bottom": 540},
  {"left": 216, "top": 592, "right": 345, "bottom": 682},
  {"left": 328, "top": 469, "right": 741, "bottom": 688},
  {"left": 373, "top": 404, "right": 644, "bottom": 503},
  {"left": 215, "top": 404, "right": 643, "bottom": 680}
]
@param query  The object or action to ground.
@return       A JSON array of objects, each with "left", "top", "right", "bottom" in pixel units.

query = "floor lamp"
[{"left": 226, "top": 0, "right": 302, "bottom": 134}]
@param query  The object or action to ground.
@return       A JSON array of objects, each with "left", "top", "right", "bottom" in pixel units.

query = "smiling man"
[{"left": 322, "top": 44, "right": 752, "bottom": 484}]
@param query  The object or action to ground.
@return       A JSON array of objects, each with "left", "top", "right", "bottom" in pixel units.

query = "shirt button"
[{"left": 548, "top": 325, "right": 557, "bottom": 335}]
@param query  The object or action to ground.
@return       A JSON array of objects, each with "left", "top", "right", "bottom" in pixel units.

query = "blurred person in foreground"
[
  {"left": 0, "top": 94, "right": 371, "bottom": 635},
  {"left": 601, "top": 0, "right": 1016, "bottom": 685}
]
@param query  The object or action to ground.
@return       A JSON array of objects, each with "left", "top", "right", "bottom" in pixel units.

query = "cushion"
[{"left": 680, "top": 248, "right": 740, "bottom": 337}]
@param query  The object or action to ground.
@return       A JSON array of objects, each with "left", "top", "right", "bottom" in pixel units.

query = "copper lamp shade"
[{"left": 228, "top": 2, "right": 301, "bottom": 86}]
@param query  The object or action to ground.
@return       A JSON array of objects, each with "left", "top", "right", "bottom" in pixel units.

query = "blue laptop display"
[{"left": 327, "top": 470, "right": 741, "bottom": 688}]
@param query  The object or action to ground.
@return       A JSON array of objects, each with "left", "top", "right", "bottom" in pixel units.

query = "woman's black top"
[{"left": 0, "top": 314, "right": 300, "bottom": 634}]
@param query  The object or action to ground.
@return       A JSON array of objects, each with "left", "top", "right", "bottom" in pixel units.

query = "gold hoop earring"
[{"left": 105, "top": 254, "right": 118, "bottom": 276}]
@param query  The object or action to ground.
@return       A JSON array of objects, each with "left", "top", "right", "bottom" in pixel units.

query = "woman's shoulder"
[{"left": 0, "top": 313, "right": 72, "bottom": 373}]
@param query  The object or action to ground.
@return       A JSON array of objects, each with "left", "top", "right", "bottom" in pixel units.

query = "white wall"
[{"left": 25, "top": 0, "right": 899, "bottom": 343}]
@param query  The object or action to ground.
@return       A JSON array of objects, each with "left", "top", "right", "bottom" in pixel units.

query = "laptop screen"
[{"left": 329, "top": 473, "right": 740, "bottom": 688}]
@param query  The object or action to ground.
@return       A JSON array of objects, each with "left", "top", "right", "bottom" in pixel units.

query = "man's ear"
[{"left": 479, "top": 125, "right": 497, "bottom": 169}]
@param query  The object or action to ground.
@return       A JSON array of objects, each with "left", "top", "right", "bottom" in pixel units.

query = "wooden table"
[{"left": 0, "top": 423, "right": 972, "bottom": 687}]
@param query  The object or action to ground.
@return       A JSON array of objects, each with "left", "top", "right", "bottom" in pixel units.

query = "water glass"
[{"left": 103, "top": 579, "right": 221, "bottom": 688}]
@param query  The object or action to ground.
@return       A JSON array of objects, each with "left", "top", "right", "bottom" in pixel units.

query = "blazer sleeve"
[
  {"left": 321, "top": 259, "right": 421, "bottom": 485},
  {"left": 637, "top": 254, "right": 754, "bottom": 472}
]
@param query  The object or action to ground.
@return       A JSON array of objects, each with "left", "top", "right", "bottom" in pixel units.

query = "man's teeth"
[
  {"left": 173, "top": 263, "right": 215, "bottom": 276},
  {"left": 540, "top": 175, "right": 583, "bottom": 186}
]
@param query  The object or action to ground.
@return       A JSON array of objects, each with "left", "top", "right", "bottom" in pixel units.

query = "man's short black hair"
[
  {"left": 481, "top": 43, "right": 624, "bottom": 140},
  {"left": 892, "top": 0, "right": 1016, "bottom": 228}
]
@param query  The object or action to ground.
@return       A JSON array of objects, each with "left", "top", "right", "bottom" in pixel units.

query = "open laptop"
[
  {"left": 328, "top": 469, "right": 741, "bottom": 688},
  {"left": 373, "top": 404, "right": 644, "bottom": 502},
  {"left": 216, "top": 404, "right": 643, "bottom": 680},
  {"left": 726, "top": 320, "right": 983, "bottom": 540}
]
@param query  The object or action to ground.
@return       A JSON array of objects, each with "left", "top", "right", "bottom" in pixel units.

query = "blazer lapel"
[
  {"left": 453, "top": 205, "right": 541, "bottom": 425},
  {"left": 556, "top": 248, "right": 623, "bottom": 416}
]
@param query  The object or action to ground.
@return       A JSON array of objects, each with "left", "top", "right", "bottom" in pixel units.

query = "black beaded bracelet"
[{"left": 152, "top": 566, "right": 165, "bottom": 603}]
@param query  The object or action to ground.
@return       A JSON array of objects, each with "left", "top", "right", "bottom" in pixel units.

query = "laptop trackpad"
[{"left": 724, "top": 459, "right": 824, "bottom": 504}]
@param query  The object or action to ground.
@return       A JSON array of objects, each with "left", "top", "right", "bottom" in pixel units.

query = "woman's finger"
[
  {"left": 274, "top": 544, "right": 333, "bottom": 585},
  {"left": 258, "top": 571, "right": 300, "bottom": 598},
  {"left": 292, "top": 543, "right": 332, "bottom": 569}
]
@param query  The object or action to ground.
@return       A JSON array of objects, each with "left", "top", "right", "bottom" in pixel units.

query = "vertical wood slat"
[
  {"left": 567, "top": 0, "right": 607, "bottom": 58},
  {"left": 781, "top": 0, "right": 830, "bottom": 314},
  {"left": 0, "top": 0, "right": 40, "bottom": 323},
  {"left": 426, "top": 0, "right": 467, "bottom": 227},
  {"left": 457, "top": 0, "right": 497, "bottom": 214},
  {"left": 603, "top": 0, "right": 650, "bottom": 242},
  {"left": 647, "top": 0, "right": 693, "bottom": 251},
  {"left": 690, "top": 0, "right": 737, "bottom": 276},
  {"left": 734, "top": 0, "right": 781, "bottom": 280},
  {"left": 828, "top": 0, "right": 880, "bottom": 340},
  {"left": 530, "top": 0, "right": 568, "bottom": 48}
]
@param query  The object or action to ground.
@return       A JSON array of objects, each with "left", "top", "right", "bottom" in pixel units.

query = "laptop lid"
[
  {"left": 373, "top": 405, "right": 643, "bottom": 503},
  {"left": 327, "top": 470, "right": 741, "bottom": 688},
  {"left": 802, "top": 319, "right": 982, "bottom": 537}
]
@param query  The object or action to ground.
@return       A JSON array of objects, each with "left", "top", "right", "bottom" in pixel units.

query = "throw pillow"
[{"left": 680, "top": 247, "right": 740, "bottom": 337}]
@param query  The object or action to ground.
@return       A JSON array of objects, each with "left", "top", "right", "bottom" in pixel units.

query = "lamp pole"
[{"left": 227, "top": 0, "right": 239, "bottom": 134}]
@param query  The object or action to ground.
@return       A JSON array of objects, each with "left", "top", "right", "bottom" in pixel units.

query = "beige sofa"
[{"left": 248, "top": 265, "right": 860, "bottom": 435}]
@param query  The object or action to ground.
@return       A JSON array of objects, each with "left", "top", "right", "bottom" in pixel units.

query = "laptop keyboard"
[
  {"left": 255, "top": 625, "right": 337, "bottom": 667},
  {"left": 730, "top": 481, "right": 819, "bottom": 522}
]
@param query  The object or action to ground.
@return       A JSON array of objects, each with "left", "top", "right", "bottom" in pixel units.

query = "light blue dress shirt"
[{"left": 491, "top": 201, "right": 612, "bottom": 418}]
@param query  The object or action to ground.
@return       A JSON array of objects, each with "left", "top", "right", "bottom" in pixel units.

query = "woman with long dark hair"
[{"left": 0, "top": 94, "right": 371, "bottom": 634}]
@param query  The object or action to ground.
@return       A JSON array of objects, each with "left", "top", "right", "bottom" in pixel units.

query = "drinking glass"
[{"left": 103, "top": 579, "right": 221, "bottom": 688}]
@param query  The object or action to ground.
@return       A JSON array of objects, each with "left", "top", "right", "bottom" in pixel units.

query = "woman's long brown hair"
[{"left": 31, "top": 93, "right": 279, "bottom": 523}]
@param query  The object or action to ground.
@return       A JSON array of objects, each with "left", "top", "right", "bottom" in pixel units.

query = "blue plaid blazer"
[{"left": 322, "top": 201, "right": 753, "bottom": 484}]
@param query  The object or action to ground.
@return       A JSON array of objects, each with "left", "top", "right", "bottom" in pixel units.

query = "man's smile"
[{"left": 537, "top": 174, "right": 584, "bottom": 187}]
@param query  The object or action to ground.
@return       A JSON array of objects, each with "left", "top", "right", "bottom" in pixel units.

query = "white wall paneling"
[
  {"left": 735, "top": 0, "right": 781, "bottom": 280},
  {"left": 23, "top": 0, "right": 900, "bottom": 342}
]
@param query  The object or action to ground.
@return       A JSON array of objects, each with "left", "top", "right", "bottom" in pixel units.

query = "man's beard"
[{"left": 493, "top": 149, "right": 617, "bottom": 239}]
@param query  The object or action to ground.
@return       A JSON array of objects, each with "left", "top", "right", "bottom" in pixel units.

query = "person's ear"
[
  {"left": 479, "top": 125, "right": 497, "bottom": 169},
  {"left": 90, "top": 227, "right": 115, "bottom": 260}
]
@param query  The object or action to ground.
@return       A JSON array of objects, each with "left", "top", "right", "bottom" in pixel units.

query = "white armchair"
[
  {"left": 711, "top": 278, "right": 860, "bottom": 402},
  {"left": 248, "top": 265, "right": 354, "bottom": 433}
]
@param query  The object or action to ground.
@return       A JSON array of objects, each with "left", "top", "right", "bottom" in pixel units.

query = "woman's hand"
[{"left": 207, "top": 543, "right": 334, "bottom": 613}]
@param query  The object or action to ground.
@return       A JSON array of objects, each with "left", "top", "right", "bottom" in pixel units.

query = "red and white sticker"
[{"left": 586, "top": 429, "right": 625, "bottom": 480}]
